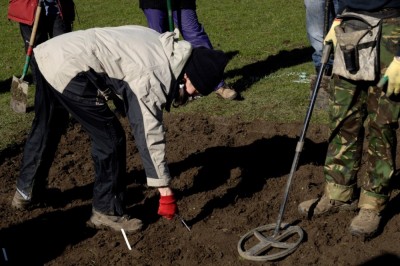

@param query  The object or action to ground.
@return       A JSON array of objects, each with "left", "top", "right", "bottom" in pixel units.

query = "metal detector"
[{"left": 237, "top": 43, "right": 333, "bottom": 261}]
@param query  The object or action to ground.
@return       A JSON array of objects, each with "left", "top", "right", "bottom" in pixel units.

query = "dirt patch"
[{"left": 1, "top": 113, "right": 400, "bottom": 265}]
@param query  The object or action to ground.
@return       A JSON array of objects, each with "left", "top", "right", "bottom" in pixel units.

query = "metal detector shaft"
[
  {"left": 323, "top": 0, "right": 333, "bottom": 38},
  {"left": 273, "top": 44, "right": 332, "bottom": 237},
  {"left": 166, "top": 0, "right": 174, "bottom": 32}
]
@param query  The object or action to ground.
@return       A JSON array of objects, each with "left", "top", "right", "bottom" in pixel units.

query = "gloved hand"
[
  {"left": 378, "top": 57, "right": 400, "bottom": 97},
  {"left": 324, "top": 18, "right": 342, "bottom": 48},
  {"left": 158, "top": 194, "right": 178, "bottom": 220}
]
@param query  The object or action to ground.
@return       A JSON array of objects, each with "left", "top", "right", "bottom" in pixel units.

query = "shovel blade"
[{"left": 10, "top": 76, "right": 29, "bottom": 113}]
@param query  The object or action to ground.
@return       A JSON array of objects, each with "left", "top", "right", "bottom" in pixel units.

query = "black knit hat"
[{"left": 184, "top": 47, "right": 228, "bottom": 96}]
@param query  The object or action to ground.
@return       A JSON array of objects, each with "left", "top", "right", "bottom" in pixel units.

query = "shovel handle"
[
  {"left": 21, "top": 50, "right": 33, "bottom": 79},
  {"left": 21, "top": 1, "right": 42, "bottom": 78},
  {"left": 29, "top": 4, "right": 42, "bottom": 46}
]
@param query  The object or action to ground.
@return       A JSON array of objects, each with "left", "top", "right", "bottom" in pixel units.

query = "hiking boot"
[
  {"left": 310, "top": 74, "right": 331, "bottom": 110},
  {"left": 298, "top": 193, "right": 358, "bottom": 217},
  {"left": 89, "top": 209, "right": 143, "bottom": 233},
  {"left": 349, "top": 208, "right": 381, "bottom": 238},
  {"left": 215, "top": 85, "right": 237, "bottom": 100},
  {"left": 11, "top": 190, "right": 31, "bottom": 210},
  {"left": 188, "top": 94, "right": 203, "bottom": 102}
]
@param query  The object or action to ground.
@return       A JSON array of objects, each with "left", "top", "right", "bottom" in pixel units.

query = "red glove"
[{"left": 158, "top": 194, "right": 178, "bottom": 220}]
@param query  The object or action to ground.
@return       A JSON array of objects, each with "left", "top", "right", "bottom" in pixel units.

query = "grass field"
[{"left": 0, "top": 0, "right": 327, "bottom": 150}]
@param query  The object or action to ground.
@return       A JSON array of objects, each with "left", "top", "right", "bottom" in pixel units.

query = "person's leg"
[
  {"left": 49, "top": 14, "right": 73, "bottom": 37},
  {"left": 18, "top": 12, "right": 49, "bottom": 84},
  {"left": 42, "top": 14, "right": 72, "bottom": 128},
  {"left": 54, "top": 74, "right": 127, "bottom": 216},
  {"left": 175, "top": 8, "right": 236, "bottom": 98},
  {"left": 323, "top": 78, "right": 368, "bottom": 196},
  {"left": 349, "top": 18, "right": 400, "bottom": 237},
  {"left": 14, "top": 62, "right": 67, "bottom": 206},
  {"left": 53, "top": 75, "right": 142, "bottom": 232},
  {"left": 305, "top": 0, "right": 341, "bottom": 109},
  {"left": 359, "top": 14, "right": 400, "bottom": 203},
  {"left": 360, "top": 86, "right": 399, "bottom": 207},
  {"left": 298, "top": 77, "right": 366, "bottom": 215},
  {"left": 174, "top": 9, "right": 213, "bottom": 49},
  {"left": 142, "top": 8, "right": 168, "bottom": 33},
  {"left": 305, "top": 0, "right": 342, "bottom": 72},
  {"left": 304, "top": 0, "right": 326, "bottom": 73},
  {"left": 349, "top": 85, "right": 400, "bottom": 237},
  {"left": 39, "top": 74, "right": 142, "bottom": 232}
]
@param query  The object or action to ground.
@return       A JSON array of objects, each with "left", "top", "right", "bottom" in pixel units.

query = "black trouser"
[
  {"left": 17, "top": 67, "right": 127, "bottom": 216},
  {"left": 17, "top": 61, "right": 70, "bottom": 202}
]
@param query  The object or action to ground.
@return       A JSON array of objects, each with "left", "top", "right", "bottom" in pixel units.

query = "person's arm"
[
  {"left": 158, "top": 187, "right": 174, "bottom": 196},
  {"left": 125, "top": 71, "right": 178, "bottom": 220},
  {"left": 125, "top": 75, "right": 171, "bottom": 187}
]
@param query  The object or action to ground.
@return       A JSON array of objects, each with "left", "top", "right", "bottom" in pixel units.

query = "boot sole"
[
  {"left": 298, "top": 200, "right": 358, "bottom": 218},
  {"left": 89, "top": 215, "right": 142, "bottom": 233},
  {"left": 349, "top": 227, "right": 378, "bottom": 240},
  {"left": 11, "top": 193, "right": 32, "bottom": 210}
]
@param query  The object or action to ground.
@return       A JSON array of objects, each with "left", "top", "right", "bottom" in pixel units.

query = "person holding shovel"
[
  {"left": 8, "top": 0, "right": 75, "bottom": 84},
  {"left": 11, "top": 25, "right": 229, "bottom": 232},
  {"left": 298, "top": 0, "right": 400, "bottom": 238},
  {"left": 139, "top": 0, "right": 237, "bottom": 100}
]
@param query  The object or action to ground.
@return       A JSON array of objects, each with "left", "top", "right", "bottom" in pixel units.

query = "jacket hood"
[{"left": 159, "top": 29, "right": 192, "bottom": 80}]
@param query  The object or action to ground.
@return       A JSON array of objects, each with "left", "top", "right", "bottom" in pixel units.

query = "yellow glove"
[
  {"left": 378, "top": 57, "right": 400, "bottom": 97},
  {"left": 324, "top": 18, "right": 342, "bottom": 47}
]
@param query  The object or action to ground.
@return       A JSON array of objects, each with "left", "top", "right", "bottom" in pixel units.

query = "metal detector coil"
[
  {"left": 237, "top": 43, "right": 333, "bottom": 261},
  {"left": 237, "top": 223, "right": 303, "bottom": 261}
]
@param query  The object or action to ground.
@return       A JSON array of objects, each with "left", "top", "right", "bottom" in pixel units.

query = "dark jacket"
[
  {"left": 139, "top": 0, "right": 196, "bottom": 10},
  {"left": 341, "top": 0, "right": 400, "bottom": 11}
]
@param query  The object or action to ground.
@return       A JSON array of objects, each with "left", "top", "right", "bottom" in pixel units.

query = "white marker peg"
[{"left": 121, "top": 229, "right": 132, "bottom": 250}]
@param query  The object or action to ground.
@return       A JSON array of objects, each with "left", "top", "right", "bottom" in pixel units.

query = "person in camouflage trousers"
[{"left": 298, "top": 1, "right": 400, "bottom": 239}]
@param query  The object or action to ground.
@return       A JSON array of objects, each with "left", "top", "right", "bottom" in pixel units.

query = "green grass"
[{"left": 0, "top": 0, "right": 328, "bottom": 151}]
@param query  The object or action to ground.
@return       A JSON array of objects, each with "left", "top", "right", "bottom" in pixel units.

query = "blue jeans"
[
  {"left": 304, "top": 0, "right": 343, "bottom": 73},
  {"left": 143, "top": 8, "right": 225, "bottom": 89}
]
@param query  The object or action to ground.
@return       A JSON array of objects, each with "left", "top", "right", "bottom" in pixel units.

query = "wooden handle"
[{"left": 29, "top": 3, "right": 42, "bottom": 47}]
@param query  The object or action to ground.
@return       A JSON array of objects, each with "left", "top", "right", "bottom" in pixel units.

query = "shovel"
[{"left": 10, "top": 0, "right": 42, "bottom": 113}]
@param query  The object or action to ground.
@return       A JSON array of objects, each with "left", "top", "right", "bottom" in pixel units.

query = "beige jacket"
[{"left": 34, "top": 25, "right": 193, "bottom": 187}]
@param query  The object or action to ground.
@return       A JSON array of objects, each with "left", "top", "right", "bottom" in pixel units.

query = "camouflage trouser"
[{"left": 324, "top": 15, "right": 400, "bottom": 211}]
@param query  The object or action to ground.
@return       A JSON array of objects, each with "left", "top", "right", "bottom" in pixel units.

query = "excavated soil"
[{"left": 1, "top": 113, "right": 400, "bottom": 265}]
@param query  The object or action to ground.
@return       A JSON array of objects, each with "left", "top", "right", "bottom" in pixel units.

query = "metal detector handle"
[
  {"left": 307, "top": 43, "right": 332, "bottom": 124},
  {"left": 21, "top": 0, "right": 43, "bottom": 79},
  {"left": 272, "top": 43, "right": 332, "bottom": 237},
  {"left": 323, "top": 0, "right": 333, "bottom": 37},
  {"left": 321, "top": 43, "right": 333, "bottom": 65}
]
